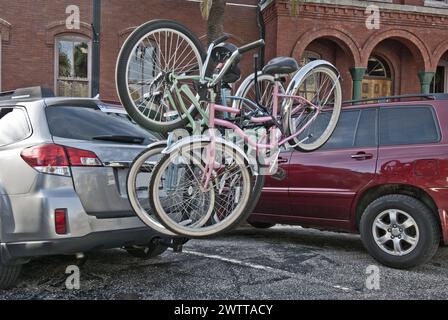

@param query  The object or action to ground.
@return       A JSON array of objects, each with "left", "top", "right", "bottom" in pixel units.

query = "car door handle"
[
  {"left": 351, "top": 152, "right": 374, "bottom": 160},
  {"left": 278, "top": 157, "right": 289, "bottom": 164}
]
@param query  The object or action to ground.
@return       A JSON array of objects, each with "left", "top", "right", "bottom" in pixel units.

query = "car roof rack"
[
  {"left": 343, "top": 93, "right": 448, "bottom": 106},
  {"left": 0, "top": 86, "right": 55, "bottom": 102}
]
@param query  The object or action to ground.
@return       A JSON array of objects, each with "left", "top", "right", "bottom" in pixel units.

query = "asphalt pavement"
[{"left": 1, "top": 225, "right": 448, "bottom": 300}]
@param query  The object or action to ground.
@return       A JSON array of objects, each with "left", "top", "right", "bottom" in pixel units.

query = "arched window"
[
  {"left": 55, "top": 35, "right": 91, "bottom": 97},
  {"left": 300, "top": 51, "right": 321, "bottom": 66},
  {"left": 299, "top": 51, "right": 322, "bottom": 100},
  {"left": 362, "top": 55, "right": 393, "bottom": 99},
  {"left": 365, "top": 56, "right": 392, "bottom": 79}
]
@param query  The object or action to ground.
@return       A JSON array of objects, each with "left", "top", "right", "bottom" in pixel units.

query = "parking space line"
[
  {"left": 184, "top": 250, "right": 287, "bottom": 274},
  {"left": 184, "top": 250, "right": 354, "bottom": 293}
]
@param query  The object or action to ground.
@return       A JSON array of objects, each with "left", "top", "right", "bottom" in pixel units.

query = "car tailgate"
[{"left": 53, "top": 138, "right": 155, "bottom": 218}]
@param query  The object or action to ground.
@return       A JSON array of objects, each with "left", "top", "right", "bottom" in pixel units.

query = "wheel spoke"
[
  {"left": 377, "top": 235, "right": 390, "bottom": 245},
  {"left": 400, "top": 218, "right": 415, "bottom": 230},
  {"left": 402, "top": 233, "right": 418, "bottom": 246},
  {"left": 388, "top": 210, "right": 398, "bottom": 226},
  {"left": 393, "top": 238, "right": 403, "bottom": 255},
  {"left": 375, "top": 219, "right": 390, "bottom": 231}
]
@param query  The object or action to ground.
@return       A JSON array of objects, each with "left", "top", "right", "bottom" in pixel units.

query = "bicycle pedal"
[{"left": 271, "top": 168, "right": 286, "bottom": 181}]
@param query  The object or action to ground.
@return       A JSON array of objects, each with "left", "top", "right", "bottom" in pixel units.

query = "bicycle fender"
[
  {"left": 161, "top": 135, "right": 259, "bottom": 174},
  {"left": 146, "top": 140, "right": 169, "bottom": 149},
  {"left": 286, "top": 60, "right": 340, "bottom": 94}
]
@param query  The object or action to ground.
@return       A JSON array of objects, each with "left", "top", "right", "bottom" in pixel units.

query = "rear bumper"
[
  {"left": 0, "top": 227, "right": 174, "bottom": 265},
  {"left": 0, "top": 176, "right": 181, "bottom": 264}
]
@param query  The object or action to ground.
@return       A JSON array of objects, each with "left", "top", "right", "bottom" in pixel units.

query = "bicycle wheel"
[
  {"left": 232, "top": 73, "right": 285, "bottom": 116},
  {"left": 126, "top": 142, "right": 176, "bottom": 236},
  {"left": 149, "top": 141, "right": 252, "bottom": 238},
  {"left": 284, "top": 63, "right": 342, "bottom": 152},
  {"left": 116, "top": 20, "right": 205, "bottom": 134}
]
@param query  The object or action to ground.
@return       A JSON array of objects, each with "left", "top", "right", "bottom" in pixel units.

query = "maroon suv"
[{"left": 250, "top": 95, "right": 448, "bottom": 269}]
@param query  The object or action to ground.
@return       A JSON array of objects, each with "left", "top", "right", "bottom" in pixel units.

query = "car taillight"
[
  {"left": 65, "top": 147, "right": 103, "bottom": 167},
  {"left": 21, "top": 144, "right": 71, "bottom": 176},
  {"left": 21, "top": 144, "right": 103, "bottom": 176},
  {"left": 55, "top": 209, "right": 68, "bottom": 235}
]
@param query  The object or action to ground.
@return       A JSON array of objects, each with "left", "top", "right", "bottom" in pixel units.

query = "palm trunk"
[{"left": 207, "top": 0, "right": 227, "bottom": 45}]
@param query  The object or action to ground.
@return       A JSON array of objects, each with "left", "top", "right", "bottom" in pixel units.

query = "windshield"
[{"left": 45, "top": 105, "right": 158, "bottom": 144}]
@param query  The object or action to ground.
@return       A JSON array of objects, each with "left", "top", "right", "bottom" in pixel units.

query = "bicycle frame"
[
  {"left": 163, "top": 71, "right": 324, "bottom": 188},
  {"left": 203, "top": 80, "right": 321, "bottom": 186},
  {"left": 167, "top": 73, "right": 321, "bottom": 145}
]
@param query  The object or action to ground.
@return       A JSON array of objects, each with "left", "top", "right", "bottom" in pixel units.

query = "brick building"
[{"left": 0, "top": 0, "right": 447, "bottom": 102}]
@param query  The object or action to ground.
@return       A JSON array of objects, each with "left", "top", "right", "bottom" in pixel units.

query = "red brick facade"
[
  {"left": 0, "top": 0, "right": 259, "bottom": 100},
  {"left": 264, "top": 0, "right": 448, "bottom": 100},
  {"left": 1, "top": 0, "right": 448, "bottom": 101}
]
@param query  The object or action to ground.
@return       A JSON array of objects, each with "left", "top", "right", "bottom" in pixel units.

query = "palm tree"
[{"left": 201, "top": 0, "right": 301, "bottom": 44}]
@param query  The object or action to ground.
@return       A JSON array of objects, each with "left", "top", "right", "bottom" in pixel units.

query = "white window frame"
[
  {"left": 425, "top": 0, "right": 448, "bottom": 7},
  {"left": 54, "top": 35, "right": 92, "bottom": 97}
]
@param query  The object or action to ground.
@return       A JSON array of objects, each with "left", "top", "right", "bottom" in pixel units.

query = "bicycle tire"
[
  {"left": 149, "top": 141, "right": 252, "bottom": 238},
  {"left": 116, "top": 20, "right": 205, "bottom": 134},
  {"left": 284, "top": 62, "right": 342, "bottom": 152}
]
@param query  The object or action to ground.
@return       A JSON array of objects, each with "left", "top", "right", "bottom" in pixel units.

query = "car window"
[
  {"left": 355, "top": 108, "right": 377, "bottom": 148},
  {"left": 45, "top": 106, "right": 158, "bottom": 144},
  {"left": 0, "top": 107, "right": 31, "bottom": 146},
  {"left": 320, "top": 110, "right": 361, "bottom": 150},
  {"left": 379, "top": 106, "right": 440, "bottom": 146}
]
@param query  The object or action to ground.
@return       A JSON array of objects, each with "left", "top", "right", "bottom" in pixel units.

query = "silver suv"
[{"left": 0, "top": 87, "right": 184, "bottom": 289}]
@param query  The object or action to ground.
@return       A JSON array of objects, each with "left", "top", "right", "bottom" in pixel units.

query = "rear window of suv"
[
  {"left": 379, "top": 106, "right": 440, "bottom": 146},
  {"left": 45, "top": 106, "right": 157, "bottom": 144}
]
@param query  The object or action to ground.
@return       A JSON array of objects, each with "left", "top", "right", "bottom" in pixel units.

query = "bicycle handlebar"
[{"left": 238, "top": 39, "right": 265, "bottom": 54}]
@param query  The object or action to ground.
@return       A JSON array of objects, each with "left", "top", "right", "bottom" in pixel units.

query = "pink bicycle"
[{"left": 118, "top": 21, "right": 342, "bottom": 238}]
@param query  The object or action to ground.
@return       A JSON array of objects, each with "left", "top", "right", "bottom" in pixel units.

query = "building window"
[
  {"left": 430, "top": 61, "right": 448, "bottom": 94},
  {"left": 300, "top": 51, "right": 321, "bottom": 66},
  {"left": 298, "top": 51, "right": 322, "bottom": 100},
  {"left": 425, "top": 0, "right": 448, "bottom": 7},
  {"left": 55, "top": 36, "right": 91, "bottom": 97},
  {"left": 127, "top": 42, "right": 159, "bottom": 102},
  {"left": 362, "top": 56, "right": 393, "bottom": 99},
  {"left": 366, "top": 56, "right": 391, "bottom": 79}
]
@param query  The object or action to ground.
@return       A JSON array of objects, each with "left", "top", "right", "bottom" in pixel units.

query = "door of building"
[{"left": 362, "top": 56, "right": 393, "bottom": 99}]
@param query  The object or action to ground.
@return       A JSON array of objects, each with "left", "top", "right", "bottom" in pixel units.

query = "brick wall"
[
  {"left": 264, "top": 0, "right": 448, "bottom": 97},
  {"left": 0, "top": 0, "right": 92, "bottom": 92},
  {"left": 1, "top": 0, "right": 448, "bottom": 101},
  {"left": 100, "top": 0, "right": 259, "bottom": 101},
  {"left": 0, "top": 0, "right": 259, "bottom": 101}
]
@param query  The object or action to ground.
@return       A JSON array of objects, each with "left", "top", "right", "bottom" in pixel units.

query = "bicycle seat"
[{"left": 263, "top": 57, "right": 299, "bottom": 76}]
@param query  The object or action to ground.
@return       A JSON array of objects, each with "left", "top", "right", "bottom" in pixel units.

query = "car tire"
[
  {"left": 360, "top": 194, "right": 440, "bottom": 269},
  {"left": 0, "top": 262, "right": 22, "bottom": 290},
  {"left": 125, "top": 242, "right": 168, "bottom": 260},
  {"left": 248, "top": 221, "right": 276, "bottom": 229}
]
